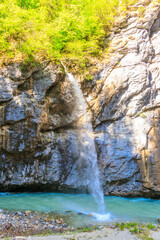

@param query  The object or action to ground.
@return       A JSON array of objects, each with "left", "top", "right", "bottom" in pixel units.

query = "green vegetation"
[
  {"left": 138, "top": 6, "right": 146, "bottom": 17},
  {"left": 115, "top": 222, "right": 156, "bottom": 240},
  {"left": 137, "top": 112, "right": 147, "bottom": 118},
  {"left": 0, "top": 0, "right": 139, "bottom": 67},
  {"left": 76, "top": 225, "right": 99, "bottom": 232},
  {"left": 147, "top": 224, "right": 156, "bottom": 230}
]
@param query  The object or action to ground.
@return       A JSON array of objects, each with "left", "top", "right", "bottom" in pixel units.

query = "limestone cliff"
[{"left": 0, "top": 1, "right": 160, "bottom": 197}]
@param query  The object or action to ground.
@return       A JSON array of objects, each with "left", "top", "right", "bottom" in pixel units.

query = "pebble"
[
  {"left": 25, "top": 210, "right": 31, "bottom": 216},
  {"left": 0, "top": 210, "right": 69, "bottom": 238}
]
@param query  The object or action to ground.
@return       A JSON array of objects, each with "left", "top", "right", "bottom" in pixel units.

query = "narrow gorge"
[{"left": 0, "top": 0, "right": 160, "bottom": 199}]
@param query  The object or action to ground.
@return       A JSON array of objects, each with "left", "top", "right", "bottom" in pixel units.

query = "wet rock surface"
[{"left": 0, "top": 1, "right": 160, "bottom": 197}]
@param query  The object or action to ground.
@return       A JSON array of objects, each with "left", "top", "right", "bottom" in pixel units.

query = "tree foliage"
[
  {"left": 0, "top": 0, "right": 138, "bottom": 66},
  {"left": 17, "top": 0, "right": 39, "bottom": 9}
]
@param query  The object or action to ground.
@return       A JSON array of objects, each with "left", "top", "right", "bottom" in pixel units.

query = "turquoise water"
[{"left": 0, "top": 192, "right": 160, "bottom": 225}]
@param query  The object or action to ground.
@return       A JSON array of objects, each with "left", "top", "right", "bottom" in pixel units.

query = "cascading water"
[{"left": 62, "top": 63, "right": 105, "bottom": 213}]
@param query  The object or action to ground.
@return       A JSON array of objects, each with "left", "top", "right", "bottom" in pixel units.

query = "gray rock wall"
[
  {"left": 90, "top": 2, "right": 160, "bottom": 197},
  {"left": 0, "top": 1, "right": 160, "bottom": 197}
]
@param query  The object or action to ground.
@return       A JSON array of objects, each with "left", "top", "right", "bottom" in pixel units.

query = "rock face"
[
  {"left": 0, "top": 1, "right": 160, "bottom": 197},
  {"left": 91, "top": 2, "right": 160, "bottom": 197}
]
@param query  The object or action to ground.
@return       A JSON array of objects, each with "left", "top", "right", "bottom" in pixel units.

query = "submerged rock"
[{"left": 88, "top": 214, "right": 93, "bottom": 217}]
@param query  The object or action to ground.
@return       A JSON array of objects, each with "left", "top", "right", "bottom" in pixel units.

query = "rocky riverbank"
[
  {"left": 0, "top": 210, "right": 160, "bottom": 239},
  {"left": 0, "top": 210, "right": 70, "bottom": 238}
]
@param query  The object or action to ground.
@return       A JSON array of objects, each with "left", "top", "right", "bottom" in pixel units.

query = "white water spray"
[{"left": 62, "top": 63, "right": 105, "bottom": 213}]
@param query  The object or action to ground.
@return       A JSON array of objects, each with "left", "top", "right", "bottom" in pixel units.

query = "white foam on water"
[
  {"left": 92, "top": 212, "right": 111, "bottom": 221},
  {"left": 72, "top": 208, "right": 112, "bottom": 222}
]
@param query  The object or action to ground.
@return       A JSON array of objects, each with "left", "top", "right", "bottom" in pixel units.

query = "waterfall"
[{"left": 62, "top": 63, "right": 105, "bottom": 213}]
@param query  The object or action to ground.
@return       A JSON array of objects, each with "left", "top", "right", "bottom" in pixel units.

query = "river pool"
[{"left": 0, "top": 192, "right": 159, "bottom": 226}]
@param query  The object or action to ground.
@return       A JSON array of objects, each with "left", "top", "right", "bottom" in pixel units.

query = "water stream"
[
  {"left": 0, "top": 193, "right": 160, "bottom": 226},
  {"left": 62, "top": 64, "right": 105, "bottom": 213}
]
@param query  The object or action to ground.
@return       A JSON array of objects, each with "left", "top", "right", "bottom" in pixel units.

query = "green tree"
[
  {"left": 0, "top": 0, "right": 150, "bottom": 68},
  {"left": 17, "top": 0, "right": 39, "bottom": 9}
]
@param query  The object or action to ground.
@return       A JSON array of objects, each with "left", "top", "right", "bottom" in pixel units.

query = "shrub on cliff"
[{"left": 0, "top": 0, "right": 139, "bottom": 66}]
